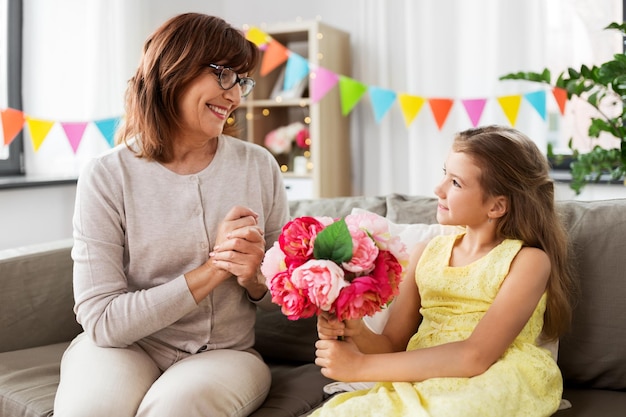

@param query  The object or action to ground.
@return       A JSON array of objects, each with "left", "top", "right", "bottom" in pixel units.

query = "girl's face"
[
  {"left": 434, "top": 150, "right": 491, "bottom": 227},
  {"left": 175, "top": 66, "right": 243, "bottom": 141}
]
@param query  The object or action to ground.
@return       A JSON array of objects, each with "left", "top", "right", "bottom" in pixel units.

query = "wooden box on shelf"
[{"left": 231, "top": 20, "right": 352, "bottom": 199}]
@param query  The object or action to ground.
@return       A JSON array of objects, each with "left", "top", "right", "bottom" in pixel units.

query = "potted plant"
[{"left": 500, "top": 22, "right": 626, "bottom": 194}]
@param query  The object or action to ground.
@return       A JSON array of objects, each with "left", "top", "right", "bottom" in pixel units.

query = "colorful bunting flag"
[
  {"left": 461, "top": 98, "right": 487, "bottom": 127},
  {"left": 369, "top": 86, "right": 397, "bottom": 124},
  {"left": 0, "top": 26, "right": 577, "bottom": 156},
  {"left": 497, "top": 95, "right": 523, "bottom": 126},
  {"left": 398, "top": 94, "right": 426, "bottom": 128},
  {"left": 338, "top": 76, "right": 368, "bottom": 116},
  {"left": 428, "top": 98, "right": 454, "bottom": 130},
  {"left": 283, "top": 52, "right": 310, "bottom": 92},
  {"left": 310, "top": 65, "right": 339, "bottom": 104},
  {"left": 524, "top": 90, "right": 547, "bottom": 120},
  {"left": 260, "top": 39, "right": 289, "bottom": 76},
  {"left": 1, "top": 107, "right": 25, "bottom": 145},
  {"left": 95, "top": 117, "right": 121, "bottom": 147},
  {"left": 246, "top": 26, "right": 270, "bottom": 48},
  {"left": 26, "top": 117, "right": 55, "bottom": 152},
  {"left": 552, "top": 87, "right": 568, "bottom": 115},
  {"left": 61, "top": 122, "right": 88, "bottom": 153}
]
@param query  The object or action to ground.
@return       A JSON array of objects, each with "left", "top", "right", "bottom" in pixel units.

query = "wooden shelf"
[{"left": 233, "top": 20, "right": 352, "bottom": 199}]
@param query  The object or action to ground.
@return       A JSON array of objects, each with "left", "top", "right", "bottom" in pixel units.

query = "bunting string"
[{"left": 0, "top": 26, "right": 570, "bottom": 153}]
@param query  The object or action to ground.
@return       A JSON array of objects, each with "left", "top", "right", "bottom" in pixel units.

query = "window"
[{"left": 0, "top": 0, "right": 23, "bottom": 175}]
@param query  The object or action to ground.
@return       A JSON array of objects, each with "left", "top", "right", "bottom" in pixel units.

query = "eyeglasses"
[{"left": 208, "top": 64, "right": 255, "bottom": 98}]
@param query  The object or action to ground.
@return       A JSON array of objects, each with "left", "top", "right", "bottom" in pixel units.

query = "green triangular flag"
[{"left": 338, "top": 75, "right": 368, "bottom": 116}]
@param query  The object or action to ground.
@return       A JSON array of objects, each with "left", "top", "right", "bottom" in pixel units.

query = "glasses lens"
[
  {"left": 240, "top": 78, "right": 255, "bottom": 97},
  {"left": 219, "top": 67, "right": 238, "bottom": 90}
]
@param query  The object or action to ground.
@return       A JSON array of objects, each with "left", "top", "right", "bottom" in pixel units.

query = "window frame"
[{"left": 0, "top": 0, "right": 23, "bottom": 176}]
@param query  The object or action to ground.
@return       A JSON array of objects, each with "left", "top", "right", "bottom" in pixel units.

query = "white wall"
[{"left": 0, "top": 183, "right": 76, "bottom": 250}]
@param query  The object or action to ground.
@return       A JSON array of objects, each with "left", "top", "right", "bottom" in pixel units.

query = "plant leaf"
[{"left": 313, "top": 219, "right": 353, "bottom": 263}]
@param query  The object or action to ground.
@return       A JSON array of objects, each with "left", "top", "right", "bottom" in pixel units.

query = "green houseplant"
[{"left": 500, "top": 22, "right": 626, "bottom": 194}]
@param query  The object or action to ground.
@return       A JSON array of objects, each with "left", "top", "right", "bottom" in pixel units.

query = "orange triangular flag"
[
  {"left": 428, "top": 98, "right": 454, "bottom": 130},
  {"left": 497, "top": 95, "right": 523, "bottom": 126},
  {"left": 260, "top": 39, "right": 289, "bottom": 76},
  {"left": 26, "top": 117, "right": 55, "bottom": 152},
  {"left": 552, "top": 87, "right": 568, "bottom": 115},
  {"left": 398, "top": 94, "right": 426, "bottom": 128},
  {"left": 0, "top": 108, "right": 25, "bottom": 145},
  {"left": 1, "top": 108, "right": 25, "bottom": 145}
]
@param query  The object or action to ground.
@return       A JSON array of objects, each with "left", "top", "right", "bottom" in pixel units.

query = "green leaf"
[{"left": 313, "top": 219, "right": 353, "bottom": 264}]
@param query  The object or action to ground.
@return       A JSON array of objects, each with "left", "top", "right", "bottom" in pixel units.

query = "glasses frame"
[{"left": 208, "top": 63, "right": 255, "bottom": 98}]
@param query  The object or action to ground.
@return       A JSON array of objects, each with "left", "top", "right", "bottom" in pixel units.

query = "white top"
[{"left": 71, "top": 135, "right": 289, "bottom": 354}]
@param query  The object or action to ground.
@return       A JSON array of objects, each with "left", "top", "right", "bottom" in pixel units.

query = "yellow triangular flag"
[
  {"left": 496, "top": 95, "right": 523, "bottom": 126},
  {"left": 246, "top": 27, "right": 270, "bottom": 47},
  {"left": 398, "top": 94, "right": 426, "bottom": 128},
  {"left": 26, "top": 117, "right": 55, "bottom": 152}
]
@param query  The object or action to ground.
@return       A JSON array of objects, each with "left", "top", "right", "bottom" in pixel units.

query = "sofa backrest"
[
  {"left": 0, "top": 239, "right": 82, "bottom": 352},
  {"left": 556, "top": 199, "right": 626, "bottom": 391}
]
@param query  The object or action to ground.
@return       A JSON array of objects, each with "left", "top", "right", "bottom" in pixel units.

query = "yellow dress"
[{"left": 311, "top": 233, "right": 562, "bottom": 417}]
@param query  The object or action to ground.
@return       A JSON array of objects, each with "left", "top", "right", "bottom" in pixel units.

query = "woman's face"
[
  {"left": 434, "top": 150, "right": 491, "bottom": 227},
  {"left": 176, "top": 67, "right": 242, "bottom": 141}
]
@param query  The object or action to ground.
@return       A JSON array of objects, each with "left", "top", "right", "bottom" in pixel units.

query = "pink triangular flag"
[
  {"left": 310, "top": 65, "right": 339, "bottom": 104},
  {"left": 461, "top": 98, "right": 487, "bottom": 127},
  {"left": 61, "top": 122, "right": 88, "bottom": 154}
]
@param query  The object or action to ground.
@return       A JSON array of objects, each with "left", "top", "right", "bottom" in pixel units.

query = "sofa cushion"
[
  {"left": 0, "top": 240, "right": 82, "bottom": 353},
  {"left": 248, "top": 363, "right": 333, "bottom": 417},
  {"left": 556, "top": 200, "right": 626, "bottom": 390},
  {"left": 255, "top": 310, "right": 318, "bottom": 363},
  {"left": 384, "top": 193, "right": 438, "bottom": 224},
  {"left": 0, "top": 342, "right": 68, "bottom": 417}
]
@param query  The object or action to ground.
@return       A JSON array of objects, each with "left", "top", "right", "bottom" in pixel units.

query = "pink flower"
[
  {"left": 345, "top": 212, "right": 408, "bottom": 266},
  {"left": 371, "top": 250, "right": 403, "bottom": 300},
  {"left": 268, "top": 271, "right": 318, "bottom": 320},
  {"left": 260, "top": 242, "right": 286, "bottom": 282},
  {"left": 333, "top": 276, "right": 383, "bottom": 321},
  {"left": 279, "top": 217, "right": 326, "bottom": 268},
  {"left": 342, "top": 225, "right": 378, "bottom": 274},
  {"left": 291, "top": 260, "right": 347, "bottom": 311},
  {"left": 295, "top": 128, "right": 310, "bottom": 149}
]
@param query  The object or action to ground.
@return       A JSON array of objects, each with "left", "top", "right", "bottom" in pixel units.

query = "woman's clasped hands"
[{"left": 210, "top": 205, "right": 267, "bottom": 298}]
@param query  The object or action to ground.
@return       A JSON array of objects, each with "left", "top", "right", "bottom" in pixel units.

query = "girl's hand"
[
  {"left": 317, "top": 312, "right": 363, "bottom": 340},
  {"left": 315, "top": 337, "right": 364, "bottom": 382}
]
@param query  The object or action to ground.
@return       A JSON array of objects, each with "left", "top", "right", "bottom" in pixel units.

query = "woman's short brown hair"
[{"left": 116, "top": 13, "right": 259, "bottom": 162}]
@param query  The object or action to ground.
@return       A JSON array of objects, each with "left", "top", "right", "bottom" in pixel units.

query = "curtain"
[{"left": 22, "top": 0, "right": 148, "bottom": 177}]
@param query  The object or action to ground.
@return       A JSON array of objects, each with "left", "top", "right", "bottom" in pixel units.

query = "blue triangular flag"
[
  {"left": 283, "top": 53, "right": 310, "bottom": 92},
  {"left": 524, "top": 90, "right": 547, "bottom": 120},
  {"left": 94, "top": 117, "right": 121, "bottom": 147},
  {"left": 369, "top": 86, "right": 397, "bottom": 123}
]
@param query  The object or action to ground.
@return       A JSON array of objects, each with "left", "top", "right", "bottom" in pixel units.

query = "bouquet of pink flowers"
[{"left": 261, "top": 211, "right": 408, "bottom": 321}]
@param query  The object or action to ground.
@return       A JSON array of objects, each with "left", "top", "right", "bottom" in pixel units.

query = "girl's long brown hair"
[
  {"left": 453, "top": 125, "right": 576, "bottom": 340},
  {"left": 116, "top": 13, "right": 259, "bottom": 162}
]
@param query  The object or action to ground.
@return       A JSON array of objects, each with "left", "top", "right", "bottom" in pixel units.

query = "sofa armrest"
[{"left": 0, "top": 239, "right": 82, "bottom": 352}]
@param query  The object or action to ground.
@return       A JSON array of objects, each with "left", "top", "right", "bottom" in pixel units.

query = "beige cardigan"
[{"left": 71, "top": 135, "right": 288, "bottom": 354}]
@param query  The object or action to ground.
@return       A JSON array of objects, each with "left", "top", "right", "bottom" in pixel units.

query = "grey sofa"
[{"left": 1, "top": 194, "right": 625, "bottom": 417}]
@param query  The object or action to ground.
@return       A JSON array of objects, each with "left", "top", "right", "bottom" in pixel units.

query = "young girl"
[{"left": 313, "top": 125, "right": 575, "bottom": 417}]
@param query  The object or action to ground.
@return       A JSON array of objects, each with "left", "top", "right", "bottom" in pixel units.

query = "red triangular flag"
[
  {"left": 552, "top": 87, "right": 568, "bottom": 115},
  {"left": 1, "top": 108, "right": 25, "bottom": 145},
  {"left": 428, "top": 98, "right": 454, "bottom": 130},
  {"left": 260, "top": 39, "right": 289, "bottom": 76}
]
